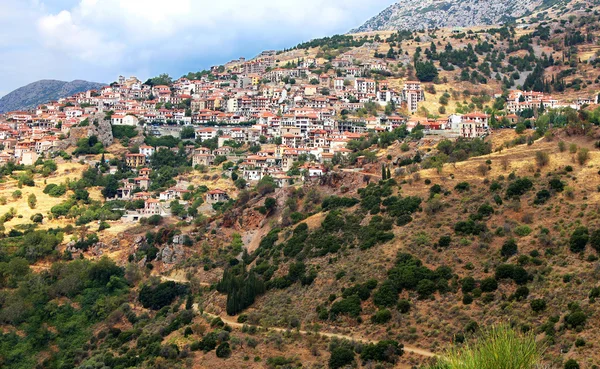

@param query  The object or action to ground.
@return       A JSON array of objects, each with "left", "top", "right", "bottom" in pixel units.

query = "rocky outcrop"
[
  {"left": 156, "top": 244, "right": 185, "bottom": 264},
  {"left": 0, "top": 79, "right": 106, "bottom": 113},
  {"left": 57, "top": 112, "right": 113, "bottom": 149},
  {"left": 350, "top": 0, "right": 561, "bottom": 32}
]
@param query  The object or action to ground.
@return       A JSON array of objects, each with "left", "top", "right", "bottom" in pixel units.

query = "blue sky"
[{"left": 0, "top": 0, "right": 393, "bottom": 97}]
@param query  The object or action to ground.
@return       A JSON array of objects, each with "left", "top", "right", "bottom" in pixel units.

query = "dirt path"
[
  {"left": 199, "top": 307, "right": 436, "bottom": 358},
  {"left": 160, "top": 274, "right": 211, "bottom": 287}
]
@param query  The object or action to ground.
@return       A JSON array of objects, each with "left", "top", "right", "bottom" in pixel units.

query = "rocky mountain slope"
[
  {"left": 351, "top": 0, "right": 564, "bottom": 32},
  {"left": 0, "top": 79, "right": 106, "bottom": 113}
]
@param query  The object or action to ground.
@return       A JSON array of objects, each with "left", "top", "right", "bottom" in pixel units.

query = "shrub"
[
  {"left": 577, "top": 148, "right": 589, "bottom": 165},
  {"left": 360, "top": 340, "right": 403, "bottom": 363},
  {"left": 590, "top": 229, "right": 600, "bottom": 253},
  {"left": 216, "top": 342, "right": 231, "bottom": 358},
  {"left": 455, "top": 182, "right": 470, "bottom": 192},
  {"left": 461, "top": 277, "right": 476, "bottom": 293},
  {"left": 138, "top": 281, "right": 189, "bottom": 310},
  {"left": 506, "top": 178, "right": 533, "bottom": 199},
  {"left": 431, "top": 325, "right": 541, "bottom": 369},
  {"left": 371, "top": 309, "right": 392, "bottom": 324},
  {"left": 454, "top": 219, "right": 487, "bottom": 235},
  {"left": 569, "top": 227, "right": 589, "bottom": 253},
  {"left": 438, "top": 235, "right": 452, "bottom": 248},
  {"left": 480, "top": 277, "right": 498, "bottom": 292},
  {"left": 373, "top": 281, "right": 398, "bottom": 307},
  {"left": 530, "top": 299, "right": 547, "bottom": 313},
  {"left": 535, "top": 151, "right": 549, "bottom": 167},
  {"left": 565, "top": 311, "right": 587, "bottom": 329},
  {"left": 533, "top": 190, "right": 551, "bottom": 205},
  {"left": 501, "top": 239, "right": 518, "bottom": 257},
  {"left": 513, "top": 225, "right": 532, "bottom": 237},
  {"left": 397, "top": 299, "right": 411, "bottom": 314},
  {"left": 564, "top": 359, "right": 580, "bottom": 369},
  {"left": 549, "top": 178, "right": 564, "bottom": 192},
  {"left": 329, "top": 346, "right": 355, "bottom": 369}
]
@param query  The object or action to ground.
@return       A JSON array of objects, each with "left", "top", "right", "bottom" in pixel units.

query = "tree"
[
  {"left": 569, "top": 226, "right": 589, "bottom": 253},
  {"left": 329, "top": 346, "right": 355, "bottom": 369},
  {"left": 415, "top": 61, "right": 438, "bottom": 82},
  {"left": 216, "top": 342, "right": 231, "bottom": 358},
  {"left": 27, "top": 194, "right": 37, "bottom": 209},
  {"left": 501, "top": 239, "right": 518, "bottom": 257},
  {"left": 530, "top": 298, "right": 547, "bottom": 312}
]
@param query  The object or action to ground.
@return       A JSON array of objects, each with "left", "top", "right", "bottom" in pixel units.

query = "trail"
[{"left": 198, "top": 306, "right": 436, "bottom": 358}]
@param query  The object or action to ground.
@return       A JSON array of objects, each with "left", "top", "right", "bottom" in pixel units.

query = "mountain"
[
  {"left": 350, "top": 0, "right": 564, "bottom": 32},
  {"left": 0, "top": 79, "right": 106, "bottom": 113}
]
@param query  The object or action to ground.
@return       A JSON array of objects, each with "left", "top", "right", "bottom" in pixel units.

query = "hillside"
[
  {"left": 351, "top": 0, "right": 568, "bottom": 32},
  {"left": 0, "top": 79, "right": 106, "bottom": 113}
]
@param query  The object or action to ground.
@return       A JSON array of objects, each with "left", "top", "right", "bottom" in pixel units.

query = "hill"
[
  {"left": 350, "top": 0, "right": 568, "bottom": 32},
  {"left": 0, "top": 79, "right": 106, "bottom": 113}
]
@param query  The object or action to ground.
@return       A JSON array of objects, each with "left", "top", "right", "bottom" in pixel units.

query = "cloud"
[{"left": 1, "top": 0, "right": 394, "bottom": 95}]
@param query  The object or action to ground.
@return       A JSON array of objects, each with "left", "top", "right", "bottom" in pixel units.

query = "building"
[
  {"left": 206, "top": 189, "right": 229, "bottom": 204},
  {"left": 125, "top": 153, "right": 146, "bottom": 168},
  {"left": 111, "top": 114, "right": 139, "bottom": 126}
]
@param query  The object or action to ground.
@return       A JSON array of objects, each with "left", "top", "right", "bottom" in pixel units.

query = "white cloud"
[{"left": 1, "top": 0, "right": 394, "bottom": 95}]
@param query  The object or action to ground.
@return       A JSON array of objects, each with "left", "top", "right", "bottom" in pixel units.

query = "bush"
[
  {"left": 438, "top": 235, "right": 452, "bottom": 248},
  {"left": 216, "top": 342, "right": 231, "bottom": 358},
  {"left": 397, "top": 299, "right": 411, "bottom": 314},
  {"left": 569, "top": 226, "right": 589, "bottom": 253},
  {"left": 480, "top": 277, "right": 498, "bottom": 292},
  {"left": 590, "top": 229, "right": 600, "bottom": 253},
  {"left": 530, "top": 299, "right": 547, "bottom": 313},
  {"left": 138, "top": 281, "right": 189, "bottom": 310},
  {"left": 329, "top": 346, "right": 355, "bottom": 369},
  {"left": 549, "top": 178, "right": 564, "bottom": 192},
  {"left": 564, "top": 359, "right": 580, "bottom": 369},
  {"left": 501, "top": 239, "right": 518, "bottom": 257},
  {"left": 432, "top": 325, "right": 541, "bottom": 369},
  {"left": 506, "top": 178, "right": 533, "bottom": 198},
  {"left": 513, "top": 225, "right": 532, "bottom": 237},
  {"left": 535, "top": 151, "right": 549, "bottom": 167},
  {"left": 461, "top": 277, "right": 476, "bottom": 293},
  {"left": 455, "top": 182, "right": 470, "bottom": 192},
  {"left": 565, "top": 311, "right": 587, "bottom": 329},
  {"left": 373, "top": 281, "right": 398, "bottom": 307},
  {"left": 371, "top": 309, "right": 392, "bottom": 324}
]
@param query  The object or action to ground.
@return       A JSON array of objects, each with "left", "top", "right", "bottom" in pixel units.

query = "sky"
[{"left": 0, "top": 0, "right": 393, "bottom": 97}]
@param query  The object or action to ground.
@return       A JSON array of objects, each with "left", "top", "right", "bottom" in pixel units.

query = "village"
[{"left": 0, "top": 45, "right": 598, "bottom": 223}]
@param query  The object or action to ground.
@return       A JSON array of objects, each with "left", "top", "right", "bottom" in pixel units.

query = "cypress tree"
[
  {"left": 386, "top": 166, "right": 391, "bottom": 179},
  {"left": 381, "top": 164, "right": 386, "bottom": 180}
]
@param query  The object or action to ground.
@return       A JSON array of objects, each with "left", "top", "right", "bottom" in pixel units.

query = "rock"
[
  {"left": 351, "top": 0, "right": 547, "bottom": 32},
  {"left": 156, "top": 245, "right": 185, "bottom": 264},
  {"left": 134, "top": 236, "right": 145, "bottom": 244}
]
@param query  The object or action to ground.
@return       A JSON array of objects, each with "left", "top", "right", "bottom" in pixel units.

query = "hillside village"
[{"left": 4, "top": 1, "right": 600, "bottom": 368}]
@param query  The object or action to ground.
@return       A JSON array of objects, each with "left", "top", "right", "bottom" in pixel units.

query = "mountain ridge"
[
  {"left": 350, "top": 0, "right": 566, "bottom": 33},
  {"left": 0, "top": 79, "right": 106, "bottom": 113}
]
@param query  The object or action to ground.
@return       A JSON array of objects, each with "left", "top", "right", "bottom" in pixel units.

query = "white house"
[{"left": 112, "top": 114, "right": 139, "bottom": 126}]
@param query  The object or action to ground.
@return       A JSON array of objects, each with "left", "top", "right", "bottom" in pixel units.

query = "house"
[
  {"left": 111, "top": 114, "right": 139, "bottom": 126},
  {"left": 206, "top": 189, "right": 229, "bottom": 204},
  {"left": 144, "top": 199, "right": 161, "bottom": 215},
  {"left": 139, "top": 145, "right": 155, "bottom": 158},
  {"left": 125, "top": 153, "right": 146, "bottom": 168}
]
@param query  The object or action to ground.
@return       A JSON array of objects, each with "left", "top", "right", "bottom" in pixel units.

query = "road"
[{"left": 198, "top": 306, "right": 436, "bottom": 358}]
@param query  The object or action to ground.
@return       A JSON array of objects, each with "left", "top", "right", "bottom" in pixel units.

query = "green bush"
[
  {"left": 501, "top": 239, "right": 518, "bottom": 257},
  {"left": 329, "top": 346, "right": 355, "bottom": 369},
  {"left": 506, "top": 178, "right": 533, "bottom": 198},
  {"left": 371, "top": 309, "right": 392, "bottom": 324},
  {"left": 427, "top": 325, "right": 541, "bottom": 369},
  {"left": 569, "top": 226, "right": 589, "bottom": 253},
  {"left": 530, "top": 299, "right": 547, "bottom": 313}
]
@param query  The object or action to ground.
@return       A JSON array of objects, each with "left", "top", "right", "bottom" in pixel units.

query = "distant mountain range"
[
  {"left": 0, "top": 80, "right": 106, "bottom": 113},
  {"left": 350, "top": 0, "right": 567, "bottom": 32}
]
